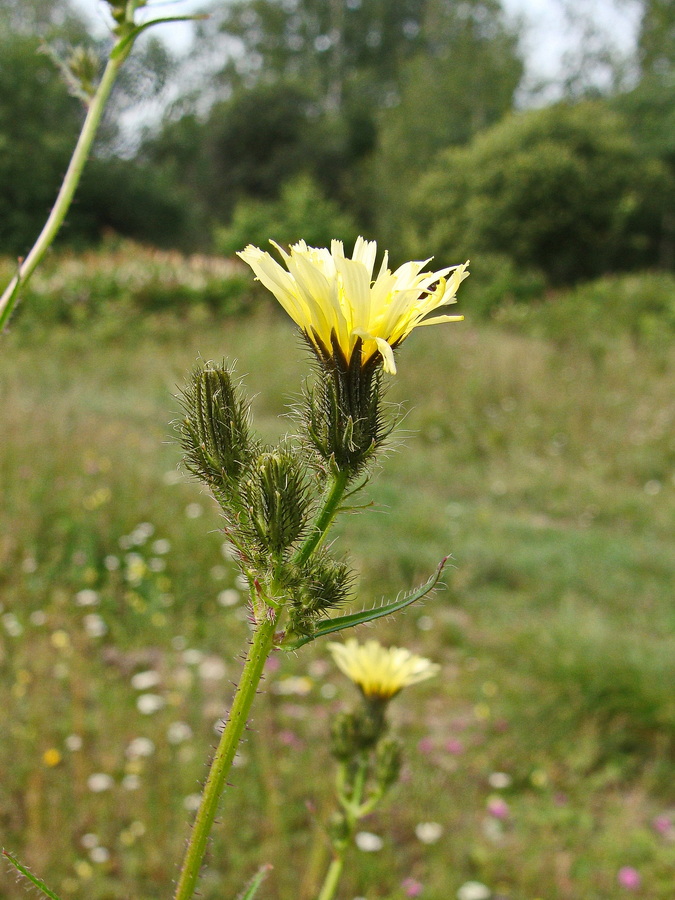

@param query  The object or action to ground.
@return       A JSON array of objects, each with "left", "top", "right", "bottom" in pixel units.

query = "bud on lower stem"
[
  {"left": 284, "top": 552, "right": 353, "bottom": 640},
  {"left": 374, "top": 737, "right": 402, "bottom": 793},
  {"left": 330, "top": 702, "right": 387, "bottom": 760}
]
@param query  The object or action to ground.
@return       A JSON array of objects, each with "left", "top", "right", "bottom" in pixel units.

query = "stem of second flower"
[
  {"left": 294, "top": 468, "right": 350, "bottom": 568},
  {"left": 316, "top": 856, "right": 344, "bottom": 900},
  {"left": 316, "top": 756, "right": 369, "bottom": 900}
]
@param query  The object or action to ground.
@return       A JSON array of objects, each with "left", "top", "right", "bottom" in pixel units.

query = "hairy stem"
[
  {"left": 294, "top": 468, "right": 350, "bottom": 567},
  {"left": 0, "top": 46, "right": 130, "bottom": 333},
  {"left": 173, "top": 610, "right": 280, "bottom": 900},
  {"left": 317, "top": 756, "right": 368, "bottom": 900},
  {"left": 174, "top": 471, "right": 351, "bottom": 900}
]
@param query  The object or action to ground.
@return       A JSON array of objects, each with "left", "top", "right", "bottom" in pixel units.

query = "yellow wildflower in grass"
[
  {"left": 328, "top": 638, "right": 440, "bottom": 701},
  {"left": 43, "top": 748, "right": 62, "bottom": 767},
  {"left": 238, "top": 238, "right": 468, "bottom": 374}
]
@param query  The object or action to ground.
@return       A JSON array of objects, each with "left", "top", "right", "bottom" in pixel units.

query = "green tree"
[
  {"left": 0, "top": 32, "right": 85, "bottom": 256},
  {"left": 147, "top": 0, "right": 436, "bottom": 234},
  {"left": 0, "top": 0, "right": 88, "bottom": 39},
  {"left": 146, "top": 82, "right": 326, "bottom": 224},
  {"left": 214, "top": 173, "right": 359, "bottom": 256},
  {"left": 0, "top": 0, "right": 200, "bottom": 255},
  {"left": 210, "top": 0, "right": 428, "bottom": 110},
  {"left": 372, "top": 0, "right": 522, "bottom": 254},
  {"left": 638, "top": 0, "right": 675, "bottom": 76},
  {"left": 145, "top": 73, "right": 374, "bottom": 239},
  {"left": 409, "top": 101, "right": 673, "bottom": 285},
  {"left": 614, "top": 72, "right": 675, "bottom": 269},
  {"left": 147, "top": 0, "right": 523, "bottom": 240}
]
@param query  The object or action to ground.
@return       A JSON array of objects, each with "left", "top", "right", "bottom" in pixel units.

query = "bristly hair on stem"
[{"left": 300, "top": 334, "right": 395, "bottom": 479}]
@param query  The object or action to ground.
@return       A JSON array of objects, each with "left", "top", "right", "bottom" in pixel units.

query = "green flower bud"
[
  {"left": 329, "top": 707, "right": 385, "bottom": 760},
  {"left": 105, "top": 1, "right": 147, "bottom": 26},
  {"left": 68, "top": 46, "right": 99, "bottom": 94},
  {"left": 301, "top": 552, "right": 353, "bottom": 615},
  {"left": 39, "top": 43, "right": 101, "bottom": 105},
  {"left": 330, "top": 711, "right": 361, "bottom": 761},
  {"left": 284, "top": 605, "right": 316, "bottom": 642},
  {"left": 179, "top": 363, "right": 254, "bottom": 501},
  {"left": 375, "top": 737, "right": 402, "bottom": 793},
  {"left": 240, "top": 448, "right": 311, "bottom": 554},
  {"left": 105, "top": 1, "right": 129, "bottom": 25}
]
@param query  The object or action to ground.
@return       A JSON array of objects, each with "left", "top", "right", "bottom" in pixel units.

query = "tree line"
[{"left": 1, "top": 0, "right": 673, "bottom": 299}]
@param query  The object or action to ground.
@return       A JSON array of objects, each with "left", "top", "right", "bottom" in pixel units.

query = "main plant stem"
[
  {"left": 0, "top": 48, "right": 129, "bottom": 332},
  {"left": 173, "top": 609, "right": 280, "bottom": 900},
  {"left": 175, "top": 471, "right": 350, "bottom": 900}
]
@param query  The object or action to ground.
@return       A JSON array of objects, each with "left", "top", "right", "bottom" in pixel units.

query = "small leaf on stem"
[
  {"left": 2, "top": 851, "right": 64, "bottom": 900},
  {"left": 281, "top": 556, "right": 450, "bottom": 650}
]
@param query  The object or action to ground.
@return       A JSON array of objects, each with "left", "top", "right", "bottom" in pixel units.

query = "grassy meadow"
[{"left": 1, "top": 248, "right": 674, "bottom": 899}]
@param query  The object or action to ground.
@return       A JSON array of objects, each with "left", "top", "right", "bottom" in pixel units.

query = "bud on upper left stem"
[{"left": 179, "top": 363, "right": 254, "bottom": 500}]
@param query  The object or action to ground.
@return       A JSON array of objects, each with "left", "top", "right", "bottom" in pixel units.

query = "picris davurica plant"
[
  {"left": 180, "top": 237, "right": 467, "bottom": 645},
  {"left": 172, "top": 238, "right": 466, "bottom": 900}
]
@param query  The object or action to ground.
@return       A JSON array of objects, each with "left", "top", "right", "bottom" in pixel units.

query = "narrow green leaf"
[
  {"left": 110, "top": 14, "right": 209, "bottom": 59},
  {"left": 236, "top": 864, "right": 273, "bottom": 900},
  {"left": 284, "top": 557, "right": 450, "bottom": 650},
  {"left": 2, "top": 851, "right": 64, "bottom": 900}
]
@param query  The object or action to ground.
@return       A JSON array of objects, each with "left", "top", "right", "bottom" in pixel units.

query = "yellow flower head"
[
  {"left": 328, "top": 638, "right": 440, "bottom": 701},
  {"left": 238, "top": 238, "right": 468, "bottom": 374},
  {"left": 43, "top": 748, "right": 62, "bottom": 767}
]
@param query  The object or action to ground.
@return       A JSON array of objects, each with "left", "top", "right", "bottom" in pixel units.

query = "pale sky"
[
  {"left": 74, "top": 0, "right": 639, "bottom": 74},
  {"left": 504, "top": 0, "right": 640, "bottom": 91},
  {"left": 72, "top": 0, "right": 642, "bottom": 98}
]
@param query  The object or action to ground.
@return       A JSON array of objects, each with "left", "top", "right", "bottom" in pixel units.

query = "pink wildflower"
[
  {"left": 617, "top": 867, "right": 641, "bottom": 890},
  {"left": 402, "top": 877, "right": 424, "bottom": 897},
  {"left": 486, "top": 796, "right": 510, "bottom": 820}
]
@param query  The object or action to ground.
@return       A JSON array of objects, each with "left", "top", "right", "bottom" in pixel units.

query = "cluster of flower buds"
[
  {"left": 180, "top": 238, "right": 466, "bottom": 642},
  {"left": 179, "top": 361, "right": 357, "bottom": 631}
]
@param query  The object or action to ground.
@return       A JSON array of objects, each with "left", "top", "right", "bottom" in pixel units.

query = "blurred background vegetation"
[
  {"left": 1, "top": 1, "right": 675, "bottom": 899},
  {"left": 1, "top": 0, "right": 674, "bottom": 299}
]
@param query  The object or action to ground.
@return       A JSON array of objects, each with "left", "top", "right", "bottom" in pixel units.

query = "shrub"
[
  {"left": 214, "top": 175, "right": 359, "bottom": 257},
  {"left": 6, "top": 239, "right": 252, "bottom": 328},
  {"left": 495, "top": 270, "right": 675, "bottom": 350},
  {"left": 410, "top": 101, "right": 674, "bottom": 286},
  {"left": 455, "top": 252, "right": 547, "bottom": 318}
]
